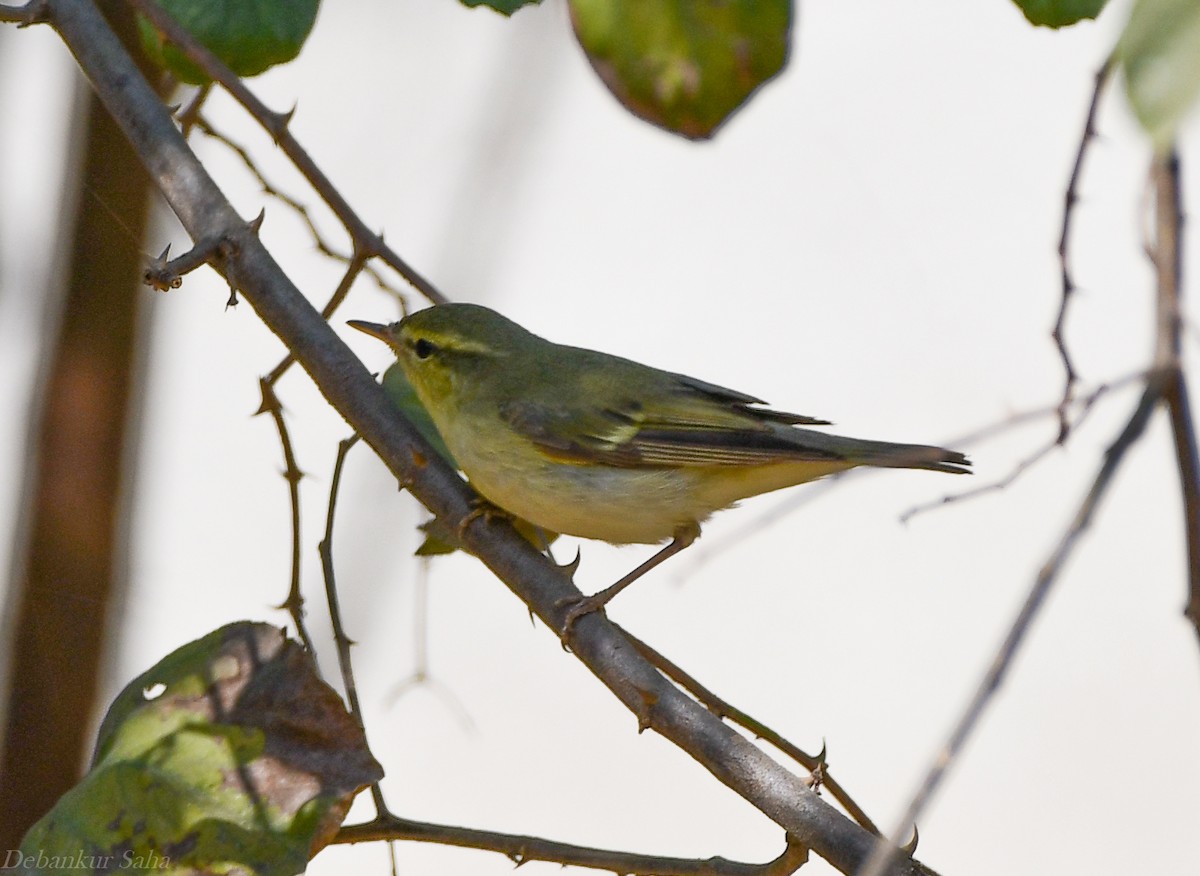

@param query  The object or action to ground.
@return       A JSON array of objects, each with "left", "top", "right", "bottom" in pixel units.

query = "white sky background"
[{"left": 2, "top": 1, "right": 1200, "bottom": 874}]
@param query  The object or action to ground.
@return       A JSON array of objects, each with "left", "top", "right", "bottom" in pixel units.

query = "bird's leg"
[{"left": 559, "top": 521, "right": 700, "bottom": 637}]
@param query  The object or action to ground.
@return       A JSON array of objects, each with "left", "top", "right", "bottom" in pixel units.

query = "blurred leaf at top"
[
  {"left": 458, "top": 0, "right": 542, "bottom": 15},
  {"left": 568, "top": 0, "right": 791, "bottom": 140},
  {"left": 137, "top": 0, "right": 321, "bottom": 84},
  {"left": 1011, "top": 0, "right": 1107, "bottom": 27},
  {"left": 1118, "top": 0, "right": 1200, "bottom": 150},
  {"left": 17, "top": 622, "right": 381, "bottom": 876}
]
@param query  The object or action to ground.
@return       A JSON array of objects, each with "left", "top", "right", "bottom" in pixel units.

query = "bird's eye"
[{"left": 413, "top": 338, "right": 437, "bottom": 360}]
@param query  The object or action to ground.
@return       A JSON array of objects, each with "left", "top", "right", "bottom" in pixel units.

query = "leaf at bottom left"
[{"left": 15, "top": 621, "right": 383, "bottom": 876}]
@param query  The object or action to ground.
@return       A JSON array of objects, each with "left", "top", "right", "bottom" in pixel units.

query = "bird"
[{"left": 350, "top": 303, "right": 969, "bottom": 630}]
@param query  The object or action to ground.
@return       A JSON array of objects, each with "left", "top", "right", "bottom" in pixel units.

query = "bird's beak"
[{"left": 348, "top": 320, "right": 395, "bottom": 344}]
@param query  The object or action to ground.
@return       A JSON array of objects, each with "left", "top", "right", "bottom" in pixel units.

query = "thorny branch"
[
  {"left": 1053, "top": 55, "right": 1114, "bottom": 441},
  {"left": 259, "top": 254, "right": 365, "bottom": 632},
  {"left": 899, "top": 372, "right": 1146, "bottom": 524},
  {"left": 268, "top": 255, "right": 368, "bottom": 385},
  {"left": 257, "top": 376, "right": 313, "bottom": 653},
  {"left": 614, "top": 623, "right": 882, "bottom": 837},
  {"left": 337, "top": 814, "right": 810, "bottom": 876},
  {"left": 317, "top": 433, "right": 392, "bottom": 817},
  {"left": 191, "top": 114, "right": 408, "bottom": 307},
  {"left": 122, "top": 0, "right": 447, "bottom": 306},
  {"left": 126, "top": 0, "right": 424, "bottom": 637},
  {"left": 141, "top": 233, "right": 225, "bottom": 290}
]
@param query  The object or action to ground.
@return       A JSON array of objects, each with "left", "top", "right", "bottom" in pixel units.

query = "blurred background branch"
[{"left": 0, "top": 0, "right": 160, "bottom": 845}]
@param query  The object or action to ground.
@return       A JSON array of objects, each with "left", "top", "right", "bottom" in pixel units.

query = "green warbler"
[{"left": 351, "top": 304, "right": 970, "bottom": 626}]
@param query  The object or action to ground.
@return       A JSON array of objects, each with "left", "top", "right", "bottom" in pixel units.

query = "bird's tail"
[
  {"left": 783, "top": 428, "right": 972, "bottom": 475},
  {"left": 841, "top": 436, "right": 971, "bottom": 474}
]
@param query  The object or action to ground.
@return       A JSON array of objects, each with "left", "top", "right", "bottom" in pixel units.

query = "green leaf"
[
  {"left": 17, "top": 622, "right": 382, "bottom": 876},
  {"left": 1119, "top": 0, "right": 1200, "bottom": 150},
  {"left": 568, "top": 0, "right": 791, "bottom": 140},
  {"left": 458, "top": 0, "right": 542, "bottom": 15},
  {"left": 137, "top": 0, "right": 321, "bottom": 84},
  {"left": 1011, "top": 0, "right": 1107, "bottom": 27}
]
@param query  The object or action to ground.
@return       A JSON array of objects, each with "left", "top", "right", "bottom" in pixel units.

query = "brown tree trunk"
[{"left": 0, "top": 1, "right": 158, "bottom": 844}]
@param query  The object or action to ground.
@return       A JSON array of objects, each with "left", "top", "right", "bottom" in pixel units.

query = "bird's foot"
[
  {"left": 555, "top": 592, "right": 609, "bottom": 645},
  {"left": 457, "top": 497, "right": 512, "bottom": 537}
]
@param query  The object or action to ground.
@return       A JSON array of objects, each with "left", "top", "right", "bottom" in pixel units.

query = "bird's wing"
[{"left": 497, "top": 374, "right": 840, "bottom": 469}]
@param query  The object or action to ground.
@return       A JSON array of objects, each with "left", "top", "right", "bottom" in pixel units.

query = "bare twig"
[
  {"left": 122, "top": 0, "right": 447, "bottom": 305},
  {"left": 1148, "top": 150, "right": 1200, "bottom": 644},
  {"left": 615, "top": 622, "right": 881, "bottom": 836},
  {"left": 266, "top": 255, "right": 367, "bottom": 386},
  {"left": 336, "top": 813, "right": 809, "bottom": 876},
  {"left": 141, "top": 232, "right": 227, "bottom": 290},
  {"left": 0, "top": 1, "right": 48, "bottom": 25},
  {"left": 1053, "top": 54, "right": 1114, "bottom": 442},
  {"left": 192, "top": 115, "right": 407, "bottom": 304},
  {"left": 256, "top": 377, "right": 312, "bottom": 653},
  {"left": 316, "top": 424, "right": 476, "bottom": 726},
  {"left": 899, "top": 374, "right": 1143, "bottom": 524},
  {"left": 318, "top": 433, "right": 391, "bottom": 815},
  {"left": 1167, "top": 370, "right": 1200, "bottom": 639},
  {"left": 175, "top": 82, "right": 209, "bottom": 135}
]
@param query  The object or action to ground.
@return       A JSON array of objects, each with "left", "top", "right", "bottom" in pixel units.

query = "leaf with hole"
[{"left": 17, "top": 622, "right": 381, "bottom": 876}]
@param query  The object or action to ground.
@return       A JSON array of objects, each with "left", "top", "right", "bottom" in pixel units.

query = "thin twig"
[
  {"left": 318, "top": 433, "right": 390, "bottom": 816},
  {"left": 615, "top": 622, "right": 881, "bottom": 836},
  {"left": 257, "top": 377, "right": 313, "bottom": 653},
  {"left": 1053, "top": 54, "right": 1114, "bottom": 442},
  {"left": 266, "top": 255, "right": 367, "bottom": 385},
  {"left": 860, "top": 381, "right": 1165, "bottom": 876},
  {"left": 175, "top": 82, "right": 210, "bottom": 135},
  {"left": 141, "top": 231, "right": 228, "bottom": 291},
  {"left": 336, "top": 813, "right": 809, "bottom": 876},
  {"left": 193, "top": 115, "right": 407, "bottom": 304},
  {"left": 899, "top": 374, "right": 1142, "bottom": 523},
  {"left": 122, "top": 0, "right": 447, "bottom": 305},
  {"left": 0, "top": 1, "right": 48, "bottom": 25},
  {"left": 1167, "top": 370, "right": 1200, "bottom": 638},
  {"left": 1148, "top": 150, "right": 1200, "bottom": 644}
]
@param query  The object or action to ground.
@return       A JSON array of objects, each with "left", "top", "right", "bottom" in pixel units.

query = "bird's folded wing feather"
[{"left": 497, "top": 374, "right": 839, "bottom": 469}]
